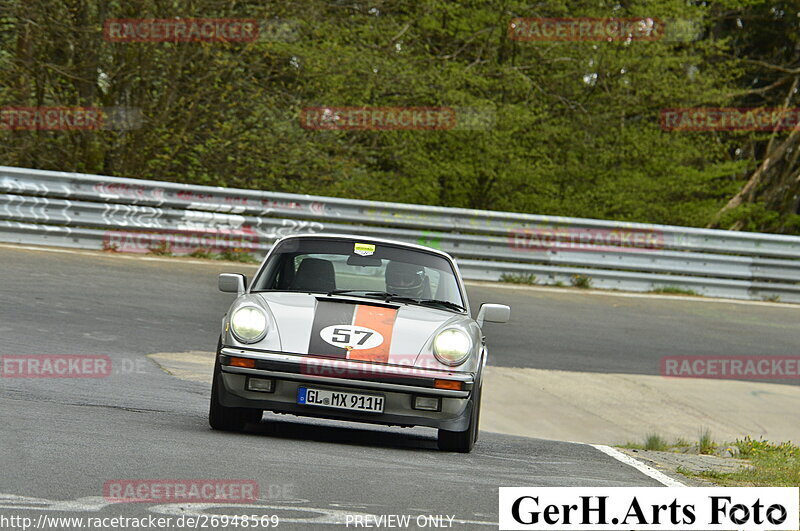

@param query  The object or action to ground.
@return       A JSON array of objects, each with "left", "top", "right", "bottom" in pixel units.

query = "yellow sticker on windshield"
[{"left": 354, "top": 243, "right": 375, "bottom": 256}]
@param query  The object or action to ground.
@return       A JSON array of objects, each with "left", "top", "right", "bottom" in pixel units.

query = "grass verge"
[
  {"left": 570, "top": 274, "right": 592, "bottom": 289},
  {"left": 499, "top": 273, "right": 537, "bottom": 285},
  {"left": 644, "top": 433, "right": 669, "bottom": 451},
  {"left": 692, "top": 437, "right": 800, "bottom": 486},
  {"left": 185, "top": 248, "right": 259, "bottom": 263},
  {"left": 624, "top": 433, "right": 800, "bottom": 487},
  {"left": 650, "top": 286, "right": 699, "bottom": 296}
]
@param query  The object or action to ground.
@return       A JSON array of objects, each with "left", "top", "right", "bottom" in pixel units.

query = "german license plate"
[{"left": 297, "top": 387, "right": 384, "bottom": 413}]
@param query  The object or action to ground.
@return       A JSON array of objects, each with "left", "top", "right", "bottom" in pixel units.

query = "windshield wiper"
[
  {"left": 328, "top": 290, "right": 466, "bottom": 312},
  {"left": 327, "top": 290, "right": 413, "bottom": 303},
  {"left": 416, "top": 299, "right": 467, "bottom": 312},
  {"left": 327, "top": 289, "right": 387, "bottom": 297}
]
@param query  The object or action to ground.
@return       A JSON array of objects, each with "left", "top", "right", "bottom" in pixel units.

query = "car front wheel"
[
  {"left": 437, "top": 383, "right": 481, "bottom": 453},
  {"left": 209, "top": 340, "right": 262, "bottom": 431}
]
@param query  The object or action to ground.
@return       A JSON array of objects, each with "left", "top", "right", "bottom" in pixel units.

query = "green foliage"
[
  {"left": 644, "top": 433, "right": 669, "bottom": 451},
  {"left": 187, "top": 247, "right": 258, "bottom": 262},
  {"left": 570, "top": 274, "right": 592, "bottom": 289},
  {"left": 650, "top": 286, "right": 699, "bottom": 296},
  {"left": 735, "top": 436, "right": 800, "bottom": 459},
  {"left": 218, "top": 248, "right": 259, "bottom": 263},
  {"left": 499, "top": 272, "right": 537, "bottom": 285},
  {"left": 0, "top": 0, "right": 798, "bottom": 233},
  {"left": 696, "top": 437, "right": 800, "bottom": 487},
  {"left": 148, "top": 241, "right": 172, "bottom": 256},
  {"left": 699, "top": 428, "right": 716, "bottom": 455},
  {"left": 188, "top": 248, "right": 214, "bottom": 259}
]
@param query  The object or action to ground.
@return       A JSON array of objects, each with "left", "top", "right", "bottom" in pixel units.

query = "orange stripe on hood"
[{"left": 348, "top": 304, "right": 398, "bottom": 363}]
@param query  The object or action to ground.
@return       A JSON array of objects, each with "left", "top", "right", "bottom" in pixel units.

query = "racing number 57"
[{"left": 331, "top": 328, "right": 373, "bottom": 345}]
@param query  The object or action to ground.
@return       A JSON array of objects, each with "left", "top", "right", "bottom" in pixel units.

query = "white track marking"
[
  {"left": 589, "top": 444, "right": 686, "bottom": 487},
  {"left": 0, "top": 493, "right": 110, "bottom": 512},
  {"left": 0, "top": 493, "right": 497, "bottom": 526},
  {"left": 151, "top": 503, "right": 496, "bottom": 526}
]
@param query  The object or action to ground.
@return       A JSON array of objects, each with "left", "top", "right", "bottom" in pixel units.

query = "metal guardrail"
[{"left": 2, "top": 165, "right": 800, "bottom": 303}]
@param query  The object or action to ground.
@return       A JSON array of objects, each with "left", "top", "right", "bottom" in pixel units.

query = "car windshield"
[{"left": 251, "top": 238, "right": 465, "bottom": 311}]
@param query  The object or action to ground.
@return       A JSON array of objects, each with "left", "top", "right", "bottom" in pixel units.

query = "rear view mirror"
[
  {"left": 219, "top": 273, "right": 247, "bottom": 295},
  {"left": 476, "top": 303, "right": 510, "bottom": 327},
  {"left": 346, "top": 255, "right": 382, "bottom": 267}
]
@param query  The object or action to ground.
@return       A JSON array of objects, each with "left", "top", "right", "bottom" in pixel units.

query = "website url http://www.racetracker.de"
[{"left": 0, "top": 514, "right": 280, "bottom": 530}]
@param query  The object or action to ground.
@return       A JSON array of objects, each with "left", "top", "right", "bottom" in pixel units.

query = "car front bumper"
[{"left": 215, "top": 347, "right": 476, "bottom": 431}]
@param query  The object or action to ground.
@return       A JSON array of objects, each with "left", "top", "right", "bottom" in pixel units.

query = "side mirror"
[
  {"left": 219, "top": 273, "right": 247, "bottom": 295},
  {"left": 476, "top": 303, "right": 510, "bottom": 327}
]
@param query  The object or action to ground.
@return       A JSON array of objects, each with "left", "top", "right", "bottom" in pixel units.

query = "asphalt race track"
[
  {"left": 471, "top": 284, "right": 800, "bottom": 380},
  {"left": 2, "top": 244, "right": 798, "bottom": 529}
]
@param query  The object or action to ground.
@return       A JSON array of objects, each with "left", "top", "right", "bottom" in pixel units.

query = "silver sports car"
[{"left": 210, "top": 234, "right": 510, "bottom": 452}]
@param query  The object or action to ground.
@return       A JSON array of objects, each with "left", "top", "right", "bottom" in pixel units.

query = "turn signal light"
[
  {"left": 229, "top": 357, "right": 256, "bottom": 369},
  {"left": 434, "top": 379, "right": 463, "bottom": 391}
]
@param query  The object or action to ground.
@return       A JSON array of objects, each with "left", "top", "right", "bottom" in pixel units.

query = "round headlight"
[
  {"left": 433, "top": 328, "right": 472, "bottom": 366},
  {"left": 230, "top": 306, "right": 267, "bottom": 343}
]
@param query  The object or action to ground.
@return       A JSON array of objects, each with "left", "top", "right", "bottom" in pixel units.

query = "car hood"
[{"left": 243, "top": 292, "right": 474, "bottom": 368}]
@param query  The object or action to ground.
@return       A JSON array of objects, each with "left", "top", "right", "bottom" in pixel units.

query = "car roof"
[{"left": 273, "top": 233, "right": 456, "bottom": 261}]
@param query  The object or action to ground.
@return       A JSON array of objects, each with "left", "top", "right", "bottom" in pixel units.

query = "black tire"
[
  {"left": 437, "top": 383, "right": 481, "bottom": 453},
  {"left": 473, "top": 382, "right": 483, "bottom": 443},
  {"left": 208, "top": 339, "right": 262, "bottom": 432}
]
